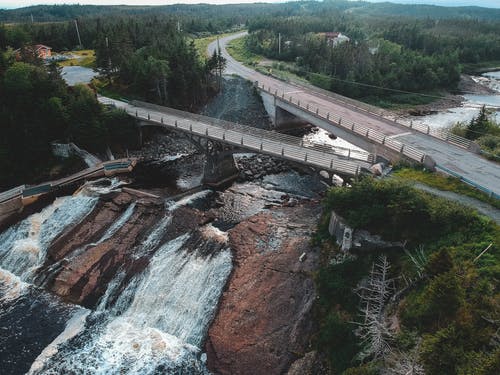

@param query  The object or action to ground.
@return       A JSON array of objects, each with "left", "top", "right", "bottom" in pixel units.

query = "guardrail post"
[
  {"left": 306, "top": 103, "right": 309, "bottom": 110},
  {"left": 241, "top": 136, "right": 244, "bottom": 145},
  {"left": 190, "top": 124, "right": 192, "bottom": 132},
  {"left": 304, "top": 153, "right": 308, "bottom": 162},
  {"left": 382, "top": 136, "right": 386, "bottom": 144},
  {"left": 330, "top": 160, "right": 333, "bottom": 169},
  {"left": 427, "top": 125, "right": 430, "bottom": 134},
  {"left": 366, "top": 129, "right": 369, "bottom": 137},
  {"left": 410, "top": 121, "right": 413, "bottom": 129},
  {"left": 148, "top": 113, "right": 150, "bottom": 120},
  {"left": 222, "top": 132, "right": 225, "bottom": 141},
  {"left": 260, "top": 142, "right": 263, "bottom": 151},
  {"left": 300, "top": 140, "right": 303, "bottom": 147},
  {"left": 327, "top": 113, "right": 330, "bottom": 120},
  {"left": 348, "top": 149, "right": 351, "bottom": 159},
  {"left": 135, "top": 110, "right": 138, "bottom": 117},
  {"left": 175, "top": 120, "right": 178, "bottom": 128},
  {"left": 316, "top": 108, "right": 319, "bottom": 115},
  {"left": 298, "top": 100, "right": 300, "bottom": 107},
  {"left": 206, "top": 128, "right": 208, "bottom": 136},
  {"left": 400, "top": 144, "right": 404, "bottom": 153},
  {"left": 281, "top": 147, "right": 284, "bottom": 156},
  {"left": 161, "top": 117, "right": 163, "bottom": 124}
]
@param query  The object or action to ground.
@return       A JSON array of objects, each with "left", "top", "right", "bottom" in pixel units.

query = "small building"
[
  {"left": 34, "top": 44, "right": 52, "bottom": 59},
  {"left": 14, "top": 44, "right": 53, "bottom": 61},
  {"left": 318, "top": 32, "right": 350, "bottom": 48}
]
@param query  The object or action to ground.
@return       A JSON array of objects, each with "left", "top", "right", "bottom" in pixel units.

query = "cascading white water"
[
  {"left": 0, "top": 195, "right": 98, "bottom": 282},
  {"left": 0, "top": 178, "right": 127, "bottom": 286},
  {"left": 31, "top": 228, "right": 232, "bottom": 374}
]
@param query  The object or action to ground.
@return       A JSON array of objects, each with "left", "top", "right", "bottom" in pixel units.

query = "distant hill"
[
  {"left": 347, "top": 2, "right": 500, "bottom": 20},
  {"left": 1, "top": 1, "right": 500, "bottom": 24}
]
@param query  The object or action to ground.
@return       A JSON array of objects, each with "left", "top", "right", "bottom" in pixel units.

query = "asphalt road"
[{"left": 209, "top": 32, "right": 500, "bottom": 196}]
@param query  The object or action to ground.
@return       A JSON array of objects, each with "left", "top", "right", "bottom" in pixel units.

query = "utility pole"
[
  {"left": 105, "top": 36, "right": 112, "bottom": 81},
  {"left": 278, "top": 32, "right": 281, "bottom": 55},
  {"left": 74, "top": 19, "right": 82, "bottom": 48},
  {"left": 30, "top": 14, "right": 34, "bottom": 23}
]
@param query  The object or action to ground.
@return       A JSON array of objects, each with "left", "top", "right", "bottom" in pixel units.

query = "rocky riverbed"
[{"left": 0, "top": 75, "right": 329, "bottom": 374}]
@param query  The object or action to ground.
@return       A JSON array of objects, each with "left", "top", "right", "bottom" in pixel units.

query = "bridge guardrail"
[
  {"left": 0, "top": 185, "right": 26, "bottom": 203},
  {"left": 131, "top": 100, "right": 374, "bottom": 164},
  {"left": 261, "top": 77, "right": 477, "bottom": 152},
  {"left": 435, "top": 164, "right": 500, "bottom": 200},
  {"left": 127, "top": 103, "right": 363, "bottom": 177},
  {"left": 258, "top": 84, "right": 430, "bottom": 166}
]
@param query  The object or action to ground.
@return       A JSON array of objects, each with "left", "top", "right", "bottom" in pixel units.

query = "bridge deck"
[
  {"left": 209, "top": 32, "right": 500, "bottom": 198},
  {"left": 99, "top": 97, "right": 372, "bottom": 177}
]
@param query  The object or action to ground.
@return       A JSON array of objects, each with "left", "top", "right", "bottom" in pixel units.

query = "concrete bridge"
[
  {"left": 98, "top": 96, "right": 375, "bottom": 180},
  {"left": 0, "top": 159, "right": 137, "bottom": 229},
  {"left": 209, "top": 32, "right": 500, "bottom": 198}
]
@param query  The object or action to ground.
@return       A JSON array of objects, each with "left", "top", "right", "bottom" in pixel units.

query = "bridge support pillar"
[
  {"left": 203, "top": 152, "right": 239, "bottom": 188},
  {"left": 274, "top": 106, "right": 309, "bottom": 131}
]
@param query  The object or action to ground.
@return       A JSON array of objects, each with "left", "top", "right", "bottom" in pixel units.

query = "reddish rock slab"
[{"left": 205, "top": 203, "right": 321, "bottom": 375}]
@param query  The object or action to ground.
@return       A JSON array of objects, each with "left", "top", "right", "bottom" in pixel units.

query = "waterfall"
[
  {"left": 0, "top": 178, "right": 128, "bottom": 286},
  {"left": 0, "top": 195, "right": 98, "bottom": 282},
  {"left": 31, "top": 229, "right": 233, "bottom": 374}
]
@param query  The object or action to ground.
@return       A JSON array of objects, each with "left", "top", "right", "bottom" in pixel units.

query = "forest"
[{"left": 244, "top": 2, "right": 500, "bottom": 103}]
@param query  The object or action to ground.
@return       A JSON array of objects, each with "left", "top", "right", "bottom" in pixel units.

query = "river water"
[
  {"left": 411, "top": 71, "right": 500, "bottom": 129},
  {"left": 0, "top": 77, "right": 326, "bottom": 374}
]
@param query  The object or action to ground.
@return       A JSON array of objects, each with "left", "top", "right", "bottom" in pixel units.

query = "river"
[
  {"left": 411, "top": 71, "right": 500, "bottom": 129},
  {"left": 0, "top": 77, "right": 326, "bottom": 374}
]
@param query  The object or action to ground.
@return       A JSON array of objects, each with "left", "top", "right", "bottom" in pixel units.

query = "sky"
[{"left": 1, "top": 0, "right": 499, "bottom": 9}]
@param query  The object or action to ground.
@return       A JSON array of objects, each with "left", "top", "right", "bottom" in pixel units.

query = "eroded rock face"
[
  {"left": 205, "top": 203, "right": 321, "bottom": 375},
  {"left": 41, "top": 192, "right": 164, "bottom": 307}
]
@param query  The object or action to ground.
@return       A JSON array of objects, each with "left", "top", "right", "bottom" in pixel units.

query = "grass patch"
[
  {"left": 394, "top": 167, "right": 500, "bottom": 209},
  {"left": 462, "top": 60, "right": 500, "bottom": 74},
  {"left": 58, "top": 49, "right": 96, "bottom": 68},
  {"left": 226, "top": 35, "right": 263, "bottom": 66},
  {"left": 191, "top": 32, "right": 240, "bottom": 60},
  {"left": 361, "top": 91, "right": 441, "bottom": 110},
  {"left": 92, "top": 77, "right": 132, "bottom": 102}
]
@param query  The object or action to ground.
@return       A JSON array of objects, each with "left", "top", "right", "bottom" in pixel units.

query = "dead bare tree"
[
  {"left": 384, "top": 345, "right": 425, "bottom": 375},
  {"left": 355, "top": 255, "right": 395, "bottom": 360}
]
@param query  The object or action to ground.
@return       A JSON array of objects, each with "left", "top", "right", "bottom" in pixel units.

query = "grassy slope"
[
  {"left": 394, "top": 167, "right": 500, "bottom": 209},
  {"left": 192, "top": 32, "right": 239, "bottom": 60},
  {"left": 58, "top": 49, "right": 96, "bottom": 68}
]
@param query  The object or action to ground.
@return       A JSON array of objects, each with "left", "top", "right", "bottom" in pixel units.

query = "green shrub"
[{"left": 316, "top": 311, "right": 359, "bottom": 373}]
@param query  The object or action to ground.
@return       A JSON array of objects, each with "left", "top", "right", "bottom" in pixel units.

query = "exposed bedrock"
[{"left": 205, "top": 203, "right": 321, "bottom": 375}]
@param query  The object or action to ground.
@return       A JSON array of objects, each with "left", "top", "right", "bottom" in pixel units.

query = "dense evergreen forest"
[
  {"left": 0, "top": 15, "right": 224, "bottom": 188},
  {"left": 244, "top": 2, "right": 500, "bottom": 101},
  {"left": 2, "top": 1, "right": 500, "bottom": 23},
  {"left": 0, "top": 47, "right": 138, "bottom": 189}
]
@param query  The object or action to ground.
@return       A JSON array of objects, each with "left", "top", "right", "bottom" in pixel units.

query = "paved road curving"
[{"left": 209, "top": 32, "right": 500, "bottom": 197}]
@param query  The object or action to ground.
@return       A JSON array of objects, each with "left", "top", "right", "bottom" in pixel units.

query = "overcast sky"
[{"left": 1, "top": 0, "right": 499, "bottom": 10}]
